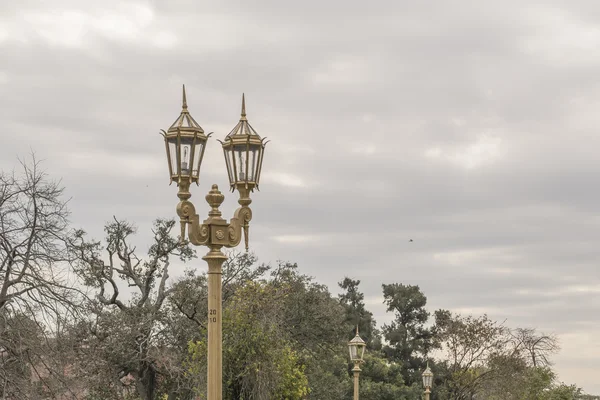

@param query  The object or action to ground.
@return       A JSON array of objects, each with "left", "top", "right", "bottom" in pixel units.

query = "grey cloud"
[{"left": 3, "top": 0, "right": 600, "bottom": 394}]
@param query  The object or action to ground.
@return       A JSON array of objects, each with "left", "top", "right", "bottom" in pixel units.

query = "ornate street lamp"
[
  {"left": 348, "top": 327, "right": 366, "bottom": 400},
  {"left": 161, "top": 86, "right": 267, "bottom": 400},
  {"left": 422, "top": 362, "right": 434, "bottom": 400}
]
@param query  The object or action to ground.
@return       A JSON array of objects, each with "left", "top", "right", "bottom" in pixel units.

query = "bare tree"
[
  {"left": 434, "top": 311, "right": 516, "bottom": 400},
  {"left": 512, "top": 327, "right": 559, "bottom": 368},
  {"left": 0, "top": 155, "right": 82, "bottom": 398},
  {"left": 0, "top": 156, "right": 77, "bottom": 312},
  {"left": 70, "top": 217, "right": 196, "bottom": 400}
]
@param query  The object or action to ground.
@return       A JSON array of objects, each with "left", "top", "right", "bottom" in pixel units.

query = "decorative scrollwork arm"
[
  {"left": 226, "top": 206, "right": 253, "bottom": 250},
  {"left": 176, "top": 199, "right": 210, "bottom": 246},
  {"left": 176, "top": 183, "right": 253, "bottom": 251}
]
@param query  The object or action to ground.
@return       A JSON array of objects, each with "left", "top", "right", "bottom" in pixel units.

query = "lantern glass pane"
[
  {"left": 349, "top": 344, "right": 357, "bottom": 360},
  {"left": 423, "top": 371, "right": 433, "bottom": 387},
  {"left": 180, "top": 137, "right": 193, "bottom": 176},
  {"left": 192, "top": 141, "right": 204, "bottom": 178},
  {"left": 248, "top": 146, "right": 258, "bottom": 181},
  {"left": 255, "top": 146, "right": 264, "bottom": 184},
  {"left": 233, "top": 144, "right": 247, "bottom": 182},
  {"left": 168, "top": 138, "right": 178, "bottom": 176},
  {"left": 359, "top": 345, "right": 366, "bottom": 360},
  {"left": 224, "top": 148, "right": 235, "bottom": 185}
]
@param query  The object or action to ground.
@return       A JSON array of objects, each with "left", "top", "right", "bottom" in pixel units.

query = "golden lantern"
[
  {"left": 219, "top": 94, "right": 268, "bottom": 196},
  {"left": 161, "top": 85, "right": 211, "bottom": 186}
]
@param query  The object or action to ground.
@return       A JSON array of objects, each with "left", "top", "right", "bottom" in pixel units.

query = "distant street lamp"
[
  {"left": 422, "top": 362, "right": 434, "bottom": 400},
  {"left": 348, "top": 327, "right": 366, "bottom": 400},
  {"left": 161, "top": 86, "right": 267, "bottom": 400}
]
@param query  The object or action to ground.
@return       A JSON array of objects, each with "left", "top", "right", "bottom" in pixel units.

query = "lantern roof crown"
[
  {"left": 168, "top": 85, "right": 205, "bottom": 134},
  {"left": 423, "top": 362, "right": 433, "bottom": 376},
  {"left": 349, "top": 326, "right": 366, "bottom": 345},
  {"left": 225, "top": 94, "right": 261, "bottom": 140}
]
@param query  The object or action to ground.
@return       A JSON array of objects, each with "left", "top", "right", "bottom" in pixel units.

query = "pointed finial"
[
  {"left": 356, "top": 325, "right": 359, "bottom": 335},
  {"left": 240, "top": 93, "right": 247, "bottom": 121},
  {"left": 182, "top": 84, "right": 188, "bottom": 111}
]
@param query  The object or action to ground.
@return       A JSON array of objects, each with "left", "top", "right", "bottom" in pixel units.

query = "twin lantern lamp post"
[
  {"left": 160, "top": 86, "right": 432, "bottom": 400},
  {"left": 160, "top": 86, "right": 267, "bottom": 400}
]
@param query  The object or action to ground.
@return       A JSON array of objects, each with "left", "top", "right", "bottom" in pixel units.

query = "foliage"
[
  {"left": 381, "top": 283, "right": 441, "bottom": 386},
  {"left": 2, "top": 158, "right": 596, "bottom": 399},
  {"left": 353, "top": 352, "right": 422, "bottom": 400},
  {"left": 338, "top": 277, "right": 381, "bottom": 349},
  {"left": 512, "top": 327, "right": 560, "bottom": 368},
  {"left": 477, "top": 366, "right": 583, "bottom": 400},
  {"left": 0, "top": 156, "right": 82, "bottom": 397},
  {"left": 188, "top": 281, "right": 310, "bottom": 399},
  {"left": 433, "top": 310, "right": 579, "bottom": 400},
  {"left": 69, "top": 217, "right": 196, "bottom": 400},
  {"left": 186, "top": 262, "right": 355, "bottom": 399},
  {"left": 433, "top": 311, "right": 516, "bottom": 399}
]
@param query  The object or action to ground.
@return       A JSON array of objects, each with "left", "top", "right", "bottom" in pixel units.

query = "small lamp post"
[
  {"left": 161, "top": 87, "right": 267, "bottom": 400},
  {"left": 348, "top": 327, "right": 366, "bottom": 400},
  {"left": 422, "top": 362, "right": 434, "bottom": 400}
]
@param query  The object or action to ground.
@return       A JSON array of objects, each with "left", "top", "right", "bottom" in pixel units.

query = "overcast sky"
[{"left": 2, "top": 0, "right": 600, "bottom": 394}]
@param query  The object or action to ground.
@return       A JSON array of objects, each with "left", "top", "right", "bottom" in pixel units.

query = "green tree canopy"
[
  {"left": 381, "top": 283, "right": 440, "bottom": 386},
  {"left": 338, "top": 277, "right": 381, "bottom": 349}
]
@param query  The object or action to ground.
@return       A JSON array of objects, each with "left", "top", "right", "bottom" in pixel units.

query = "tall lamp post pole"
[
  {"left": 160, "top": 86, "right": 268, "bottom": 400},
  {"left": 422, "top": 362, "right": 434, "bottom": 400},
  {"left": 348, "top": 327, "right": 366, "bottom": 400}
]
